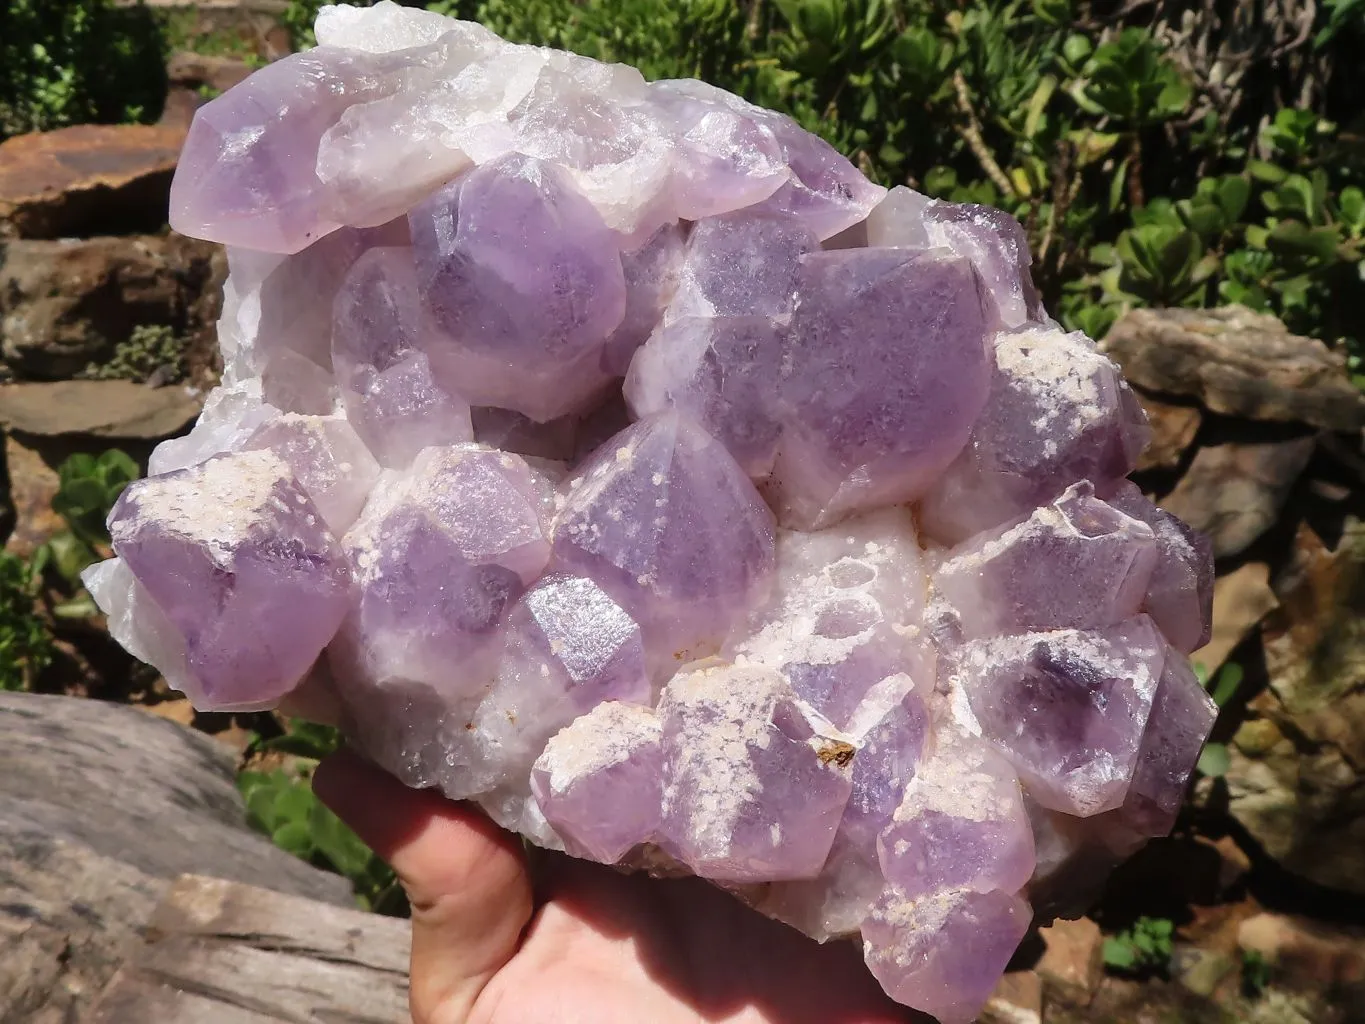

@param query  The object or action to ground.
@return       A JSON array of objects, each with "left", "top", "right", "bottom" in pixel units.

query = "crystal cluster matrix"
[{"left": 86, "top": 5, "right": 1217, "bottom": 1020}]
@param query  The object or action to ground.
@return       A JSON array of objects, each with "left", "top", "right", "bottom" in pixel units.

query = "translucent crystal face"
[{"left": 91, "top": 6, "right": 1217, "bottom": 1021}]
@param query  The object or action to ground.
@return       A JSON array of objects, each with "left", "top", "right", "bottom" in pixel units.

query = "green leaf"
[
  {"left": 1109, "top": 158, "right": 1129, "bottom": 211},
  {"left": 1341, "top": 186, "right": 1365, "bottom": 228},
  {"left": 1103, "top": 938, "right": 1138, "bottom": 969},
  {"left": 1267, "top": 220, "right": 1343, "bottom": 263},
  {"left": 309, "top": 801, "right": 374, "bottom": 878},
  {"left": 272, "top": 820, "right": 315, "bottom": 858},
  {"left": 1216, "top": 176, "right": 1251, "bottom": 222},
  {"left": 1248, "top": 160, "right": 1289, "bottom": 184},
  {"left": 1066, "top": 129, "right": 1120, "bottom": 167},
  {"left": 923, "top": 166, "right": 958, "bottom": 197},
  {"left": 1023, "top": 74, "right": 1056, "bottom": 140},
  {"left": 1198, "top": 743, "right": 1231, "bottom": 777},
  {"left": 271, "top": 783, "right": 315, "bottom": 825},
  {"left": 1209, "top": 663, "right": 1245, "bottom": 707},
  {"left": 1177, "top": 200, "right": 1226, "bottom": 242},
  {"left": 1062, "top": 33, "right": 1092, "bottom": 68},
  {"left": 245, "top": 783, "right": 281, "bottom": 832}
]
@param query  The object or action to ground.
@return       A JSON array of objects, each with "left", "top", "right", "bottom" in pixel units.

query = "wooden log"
[
  {"left": 0, "top": 692, "right": 351, "bottom": 901},
  {"left": 0, "top": 693, "right": 354, "bottom": 1023},
  {"left": 83, "top": 875, "right": 412, "bottom": 1024}
]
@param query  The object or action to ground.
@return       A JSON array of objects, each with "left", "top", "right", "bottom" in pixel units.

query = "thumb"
[{"left": 313, "top": 749, "right": 533, "bottom": 1024}]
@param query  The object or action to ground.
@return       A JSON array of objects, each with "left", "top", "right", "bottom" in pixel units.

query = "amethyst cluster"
[{"left": 85, "top": 4, "right": 1216, "bottom": 1019}]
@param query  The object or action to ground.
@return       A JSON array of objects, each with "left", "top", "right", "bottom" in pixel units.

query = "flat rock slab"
[
  {"left": 1199, "top": 561, "right": 1278, "bottom": 675},
  {"left": 0, "top": 124, "right": 186, "bottom": 239},
  {"left": 1134, "top": 391, "right": 1202, "bottom": 473},
  {"left": 1159, "top": 436, "right": 1316, "bottom": 558},
  {"left": 0, "top": 693, "right": 353, "bottom": 1022},
  {"left": 83, "top": 874, "right": 410, "bottom": 1024},
  {"left": 1102, "top": 305, "right": 1365, "bottom": 434},
  {"left": 0, "top": 380, "right": 201, "bottom": 439}
]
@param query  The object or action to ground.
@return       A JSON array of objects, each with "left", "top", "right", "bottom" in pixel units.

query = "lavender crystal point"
[
  {"left": 87, "top": 5, "right": 1227, "bottom": 1018},
  {"left": 552, "top": 411, "right": 776, "bottom": 672},
  {"left": 332, "top": 245, "right": 474, "bottom": 467},
  {"left": 409, "top": 153, "right": 626, "bottom": 421},
  {"left": 106, "top": 450, "right": 350, "bottom": 710},
  {"left": 532, "top": 701, "right": 664, "bottom": 863}
]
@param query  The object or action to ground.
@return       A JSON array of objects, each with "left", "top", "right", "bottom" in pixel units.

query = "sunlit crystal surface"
[{"left": 95, "top": 6, "right": 1218, "bottom": 1020}]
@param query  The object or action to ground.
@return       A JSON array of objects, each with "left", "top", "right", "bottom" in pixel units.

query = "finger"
[{"left": 313, "top": 749, "right": 533, "bottom": 1024}]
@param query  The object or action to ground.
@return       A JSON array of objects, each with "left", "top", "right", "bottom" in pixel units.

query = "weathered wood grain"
[
  {"left": 0, "top": 692, "right": 351, "bottom": 900},
  {"left": 0, "top": 693, "right": 354, "bottom": 1023},
  {"left": 83, "top": 875, "right": 412, "bottom": 1024}
]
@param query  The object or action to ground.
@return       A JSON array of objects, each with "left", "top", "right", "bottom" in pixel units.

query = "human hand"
[{"left": 313, "top": 749, "right": 917, "bottom": 1024}]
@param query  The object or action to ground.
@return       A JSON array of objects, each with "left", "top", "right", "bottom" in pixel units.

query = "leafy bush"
[
  {"left": 0, "top": 0, "right": 166, "bottom": 140},
  {"left": 240, "top": 719, "right": 407, "bottom": 914},
  {"left": 1103, "top": 915, "right": 1176, "bottom": 974},
  {"left": 84, "top": 325, "right": 187, "bottom": 385},
  {"left": 0, "top": 553, "right": 54, "bottom": 691},
  {"left": 34, "top": 449, "right": 139, "bottom": 620}
]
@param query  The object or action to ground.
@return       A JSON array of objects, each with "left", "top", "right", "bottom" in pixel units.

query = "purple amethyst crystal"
[
  {"left": 408, "top": 153, "right": 627, "bottom": 421},
  {"left": 91, "top": 6, "right": 1220, "bottom": 1020},
  {"left": 105, "top": 450, "right": 351, "bottom": 710},
  {"left": 551, "top": 411, "right": 776, "bottom": 674}
]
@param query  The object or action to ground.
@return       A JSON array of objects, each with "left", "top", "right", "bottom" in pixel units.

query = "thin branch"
[{"left": 951, "top": 69, "right": 1015, "bottom": 199}]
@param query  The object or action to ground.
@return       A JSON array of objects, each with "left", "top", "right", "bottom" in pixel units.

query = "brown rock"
[
  {"left": 1135, "top": 392, "right": 1202, "bottom": 472},
  {"left": 1264, "top": 520, "right": 1365, "bottom": 727},
  {"left": 1225, "top": 722, "right": 1365, "bottom": 895},
  {"left": 1239, "top": 913, "right": 1365, "bottom": 989},
  {"left": 1172, "top": 946, "right": 1236, "bottom": 998},
  {"left": 0, "top": 124, "right": 185, "bottom": 239},
  {"left": 0, "top": 380, "right": 201, "bottom": 439},
  {"left": 1196, "top": 562, "right": 1278, "bottom": 674},
  {"left": 1217, "top": 520, "right": 1365, "bottom": 893},
  {"left": 1037, "top": 917, "right": 1103, "bottom": 1005},
  {"left": 161, "top": 51, "right": 257, "bottom": 131},
  {"left": 167, "top": 51, "right": 255, "bottom": 95},
  {"left": 1207, "top": 835, "right": 1252, "bottom": 891},
  {"left": 3, "top": 433, "right": 61, "bottom": 557},
  {"left": 1101, "top": 306, "right": 1365, "bottom": 433},
  {"left": 981, "top": 970, "right": 1042, "bottom": 1024},
  {"left": 1159, "top": 437, "right": 1315, "bottom": 558},
  {"left": 0, "top": 233, "right": 219, "bottom": 379}
]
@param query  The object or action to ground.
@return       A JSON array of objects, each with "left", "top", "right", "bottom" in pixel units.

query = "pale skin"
[{"left": 312, "top": 749, "right": 920, "bottom": 1024}]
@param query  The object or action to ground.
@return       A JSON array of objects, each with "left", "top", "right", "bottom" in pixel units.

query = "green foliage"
[
  {"left": 0, "top": 447, "right": 135, "bottom": 690},
  {"left": 0, "top": 0, "right": 166, "bottom": 140},
  {"left": 1205, "top": 662, "right": 1245, "bottom": 709},
  {"left": 248, "top": 717, "right": 345, "bottom": 761},
  {"left": 0, "top": 553, "right": 54, "bottom": 691},
  {"left": 1196, "top": 742, "right": 1231, "bottom": 778},
  {"left": 34, "top": 450, "right": 139, "bottom": 619},
  {"left": 1103, "top": 916, "right": 1175, "bottom": 974},
  {"left": 52, "top": 450, "right": 138, "bottom": 554},
  {"left": 1188, "top": 662, "right": 1244, "bottom": 778},
  {"left": 83, "top": 325, "right": 187, "bottom": 385},
  {"left": 239, "top": 722, "right": 406, "bottom": 915},
  {"left": 159, "top": 8, "right": 265, "bottom": 64},
  {"left": 1241, "top": 948, "right": 1273, "bottom": 997}
]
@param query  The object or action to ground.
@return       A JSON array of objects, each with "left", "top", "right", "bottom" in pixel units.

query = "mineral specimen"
[{"left": 88, "top": 4, "right": 1218, "bottom": 1020}]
